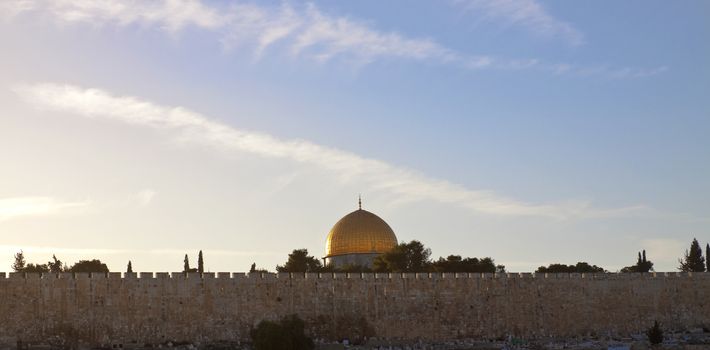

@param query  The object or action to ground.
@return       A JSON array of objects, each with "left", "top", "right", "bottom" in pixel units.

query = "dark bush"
[
  {"left": 250, "top": 314, "right": 313, "bottom": 350},
  {"left": 647, "top": 320, "right": 663, "bottom": 345}
]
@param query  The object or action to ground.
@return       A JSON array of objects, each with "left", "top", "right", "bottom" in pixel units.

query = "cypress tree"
[
  {"left": 127, "top": 260, "right": 133, "bottom": 273},
  {"left": 183, "top": 254, "right": 190, "bottom": 273},
  {"left": 198, "top": 250, "right": 204, "bottom": 273},
  {"left": 706, "top": 243, "right": 709, "bottom": 272},
  {"left": 679, "top": 238, "right": 705, "bottom": 272},
  {"left": 642, "top": 250, "right": 647, "bottom": 263}
]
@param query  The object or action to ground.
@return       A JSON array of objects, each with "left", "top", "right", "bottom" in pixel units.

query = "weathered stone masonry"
[{"left": 0, "top": 272, "right": 708, "bottom": 348}]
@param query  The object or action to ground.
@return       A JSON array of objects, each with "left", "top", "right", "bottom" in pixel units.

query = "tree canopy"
[
  {"left": 371, "top": 240, "right": 504, "bottom": 273},
  {"left": 67, "top": 259, "right": 109, "bottom": 273},
  {"left": 537, "top": 262, "right": 605, "bottom": 274},
  {"left": 12, "top": 252, "right": 65, "bottom": 273},
  {"left": 373, "top": 240, "right": 431, "bottom": 272},
  {"left": 620, "top": 250, "right": 654, "bottom": 273},
  {"left": 48, "top": 255, "right": 64, "bottom": 273},
  {"left": 431, "top": 255, "right": 498, "bottom": 273},
  {"left": 276, "top": 249, "right": 323, "bottom": 273}
]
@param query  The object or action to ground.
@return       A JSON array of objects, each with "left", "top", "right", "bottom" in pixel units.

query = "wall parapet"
[{"left": 0, "top": 271, "right": 706, "bottom": 280}]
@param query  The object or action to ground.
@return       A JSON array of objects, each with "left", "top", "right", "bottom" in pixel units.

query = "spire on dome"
[{"left": 358, "top": 194, "right": 362, "bottom": 210}]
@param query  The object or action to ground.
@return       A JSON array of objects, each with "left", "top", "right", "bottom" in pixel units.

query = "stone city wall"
[{"left": 0, "top": 271, "right": 708, "bottom": 348}]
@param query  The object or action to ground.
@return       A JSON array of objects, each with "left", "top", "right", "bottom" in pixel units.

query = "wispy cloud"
[
  {"left": 0, "top": 196, "right": 89, "bottom": 222},
  {"left": 2, "top": 0, "right": 664, "bottom": 78},
  {"left": 14, "top": 83, "right": 652, "bottom": 220},
  {"left": 0, "top": 245, "right": 277, "bottom": 257},
  {"left": 454, "top": 0, "right": 584, "bottom": 46}
]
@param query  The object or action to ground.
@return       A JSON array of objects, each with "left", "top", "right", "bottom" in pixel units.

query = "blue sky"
[{"left": 0, "top": 0, "right": 708, "bottom": 272}]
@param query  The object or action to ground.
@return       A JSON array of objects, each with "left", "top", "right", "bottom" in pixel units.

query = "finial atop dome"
[{"left": 358, "top": 194, "right": 362, "bottom": 210}]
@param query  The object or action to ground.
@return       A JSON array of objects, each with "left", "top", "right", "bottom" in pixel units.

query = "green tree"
[
  {"left": 706, "top": 243, "right": 709, "bottom": 272},
  {"left": 373, "top": 240, "right": 431, "bottom": 272},
  {"left": 276, "top": 249, "right": 323, "bottom": 273},
  {"left": 431, "top": 255, "right": 498, "bottom": 273},
  {"left": 127, "top": 260, "right": 133, "bottom": 273},
  {"left": 250, "top": 314, "right": 314, "bottom": 350},
  {"left": 48, "top": 255, "right": 64, "bottom": 273},
  {"left": 12, "top": 250, "right": 26, "bottom": 272},
  {"left": 647, "top": 320, "right": 663, "bottom": 345},
  {"left": 67, "top": 259, "right": 109, "bottom": 273},
  {"left": 679, "top": 238, "right": 705, "bottom": 272},
  {"left": 198, "top": 250, "right": 204, "bottom": 273},
  {"left": 23, "top": 263, "right": 49, "bottom": 273},
  {"left": 620, "top": 250, "right": 654, "bottom": 273},
  {"left": 536, "top": 262, "right": 605, "bottom": 274}
]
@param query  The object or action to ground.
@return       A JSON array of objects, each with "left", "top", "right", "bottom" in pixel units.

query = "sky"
[{"left": 0, "top": 0, "right": 708, "bottom": 273}]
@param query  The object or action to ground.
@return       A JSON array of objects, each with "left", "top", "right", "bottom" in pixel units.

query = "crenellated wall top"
[{"left": 0, "top": 271, "right": 707, "bottom": 280}]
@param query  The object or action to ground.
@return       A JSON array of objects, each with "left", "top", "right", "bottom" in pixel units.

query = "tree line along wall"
[{"left": 0, "top": 271, "right": 709, "bottom": 348}]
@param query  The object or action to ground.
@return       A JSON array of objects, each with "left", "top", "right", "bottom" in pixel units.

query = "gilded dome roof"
[{"left": 325, "top": 208, "right": 398, "bottom": 257}]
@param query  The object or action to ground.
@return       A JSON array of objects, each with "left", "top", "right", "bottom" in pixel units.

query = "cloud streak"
[
  {"left": 2, "top": 0, "right": 664, "bottom": 78},
  {"left": 0, "top": 245, "right": 277, "bottom": 257},
  {"left": 0, "top": 196, "right": 89, "bottom": 222},
  {"left": 454, "top": 0, "right": 584, "bottom": 46},
  {"left": 14, "top": 83, "right": 652, "bottom": 220}
]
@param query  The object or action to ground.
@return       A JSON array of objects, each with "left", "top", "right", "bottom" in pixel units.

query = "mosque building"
[{"left": 324, "top": 197, "right": 398, "bottom": 267}]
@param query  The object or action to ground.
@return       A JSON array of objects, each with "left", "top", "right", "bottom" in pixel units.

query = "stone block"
[{"left": 91, "top": 272, "right": 107, "bottom": 279}]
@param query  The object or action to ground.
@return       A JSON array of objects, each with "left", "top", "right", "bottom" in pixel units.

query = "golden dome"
[{"left": 325, "top": 208, "right": 398, "bottom": 257}]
